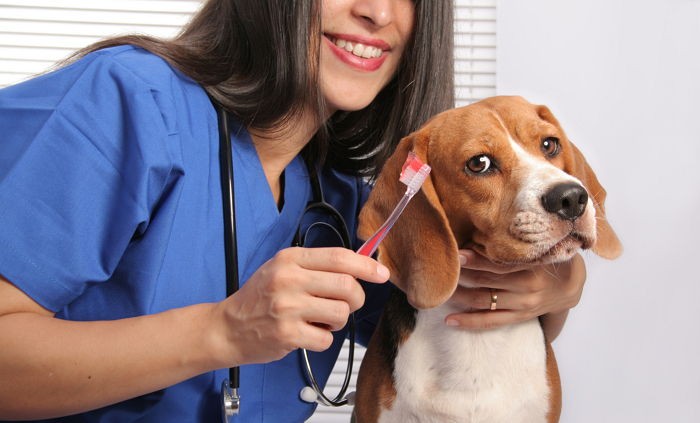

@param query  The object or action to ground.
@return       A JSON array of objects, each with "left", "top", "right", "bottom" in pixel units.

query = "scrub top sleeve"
[{"left": 0, "top": 53, "right": 179, "bottom": 312}]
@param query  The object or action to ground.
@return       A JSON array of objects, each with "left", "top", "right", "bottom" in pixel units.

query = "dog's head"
[{"left": 359, "top": 96, "right": 622, "bottom": 309}]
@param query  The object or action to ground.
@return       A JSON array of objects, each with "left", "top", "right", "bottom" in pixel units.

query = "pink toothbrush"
[{"left": 357, "top": 151, "right": 431, "bottom": 257}]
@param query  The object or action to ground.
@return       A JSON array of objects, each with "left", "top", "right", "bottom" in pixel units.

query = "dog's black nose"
[{"left": 541, "top": 182, "right": 589, "bottom": 221}]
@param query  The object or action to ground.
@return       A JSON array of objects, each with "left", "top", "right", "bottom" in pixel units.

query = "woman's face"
[{"left": 319, "top": 0, "right": 415, "bottom": 113}]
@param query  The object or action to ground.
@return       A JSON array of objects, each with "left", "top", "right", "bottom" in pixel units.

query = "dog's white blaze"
[
  {"left": 508, "top": 136, "right": 582, "bottom": 212},
  {"left": 505, "top": 136, "right": 598, "bottom": 258},
  {"left": 380, "top": 304, "right": 550, "bottom": 423}
]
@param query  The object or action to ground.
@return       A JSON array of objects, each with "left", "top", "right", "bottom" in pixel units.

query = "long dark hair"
[{"left": 77, "top": 0, "right": 454, "bottom": 179}]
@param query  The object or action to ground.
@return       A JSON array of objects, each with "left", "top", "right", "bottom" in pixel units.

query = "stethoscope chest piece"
[{"left": 221, "top": 379, "right": 240, "bottom": 422}]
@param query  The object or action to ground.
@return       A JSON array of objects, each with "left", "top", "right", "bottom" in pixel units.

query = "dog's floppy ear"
[
  {"left": 359, "top": 128, "right": 461, "bottom": 309},
  {"left": 565, "top": 141, "right": 623, "bottom": 260}
]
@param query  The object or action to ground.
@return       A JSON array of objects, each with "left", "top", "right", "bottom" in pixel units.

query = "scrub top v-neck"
[{"left": 226, "top": 120, "right": 309, "bottom": 285}]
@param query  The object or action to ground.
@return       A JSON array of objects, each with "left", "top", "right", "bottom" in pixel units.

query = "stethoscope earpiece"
[
  {"left": 345, "top": 391, "right": 356, "bottom": 406},
  {"left": 299, "top": 386, "right": 318, "bottom": 403},
  {"left": 299, "top": 386, "right": 356, "bottom": 406}
]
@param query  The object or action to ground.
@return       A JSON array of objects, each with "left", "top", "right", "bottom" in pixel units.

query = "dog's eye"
[
  {"left": 465, "top": 155, "right": 494, "bottom": 174},
  {"left": 541, "top": 137, "right": 561, "bottom": 157}
]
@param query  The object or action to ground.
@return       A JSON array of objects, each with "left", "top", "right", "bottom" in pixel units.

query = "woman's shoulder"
[
  {"left": 91, "top": 45, "right": 191, "bottom": 86},
  {"left": 1, "top": 44, "right": 201, "bottom": 107},
  {"left": 80, "top": 45, "right": 199, "bottom": 98},
  {"left": 1, "top": 44, "right": 211, "bottom": 150}
]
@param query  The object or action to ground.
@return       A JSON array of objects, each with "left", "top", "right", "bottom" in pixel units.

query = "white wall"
[{"left": 498, "top": 1, "right": 700, "bottom": 421}]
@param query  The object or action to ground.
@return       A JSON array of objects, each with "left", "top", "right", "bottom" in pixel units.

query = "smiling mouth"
[{"left": 326, "top": 35, "right": 385, "bottom": 59}]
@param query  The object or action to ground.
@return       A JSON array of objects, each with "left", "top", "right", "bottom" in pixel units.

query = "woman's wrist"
[
  {"left": 538, "top": 253, "right": 586, "bottom": 341},
  {"left": 539, "top": 309, "right": 570, "bottom": 342}
]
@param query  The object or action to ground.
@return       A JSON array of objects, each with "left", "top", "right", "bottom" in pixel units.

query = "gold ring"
[{"left": 490, "top": 290, "right": 498, "bottom": 311}]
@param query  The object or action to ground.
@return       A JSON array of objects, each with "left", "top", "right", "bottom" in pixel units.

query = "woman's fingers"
[
  {"left": 448, "top": 287, "right": 494, "bottom": 310},
  {"left": 448, "top": 286, "right": 530, "bottom": 312},
  {"left": 446, "top": 250, "right": 586, "bottom": 331},
  {"left": 301, "top": 270, "right": 366, "bottom": 313},
  {"left": 296, "top": 322, "right": 336, "bottom": 352},
  {"left": 290, "top": 247, "right": 391, "bottom": 283},
  {"left": 459, "top": 249, "right": 529, "bottom": 274},
  {"left": 214, "top": 247, "right": 391, "bottom": 366},
  {"left": 273, "top": 247, "right": 390, "bottom": 313},
  {"left": 445, "top": 309, "right": 531, "bottom": 331}
]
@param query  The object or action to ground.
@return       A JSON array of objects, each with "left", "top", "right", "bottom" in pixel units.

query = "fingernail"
[
  {"left": 445, "top": 319, "right": 459, "bottom": 327},
  {"left": 377, "top": 264, "right": 390, "bottom": 280},
  {"left": 458, "top": 254, "right": 467, "bottom": 266}
]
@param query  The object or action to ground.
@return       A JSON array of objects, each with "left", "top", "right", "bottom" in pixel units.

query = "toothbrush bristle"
[
  {"left": 399, "top": 151, "right": 431, "bottom": 192},
  {"left": 357, "top": 151, "right": 430, "bottom": 257}
]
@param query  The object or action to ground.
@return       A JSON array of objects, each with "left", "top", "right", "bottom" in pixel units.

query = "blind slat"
[
  {"left": 0, "top": 0, "right": 200, "bottom": 13},
  {"left": 0, "top": 6, "right": 193, "bottom": 26},
  {"left": 0, "top": 20, "right": 183, "bottom": 38}
]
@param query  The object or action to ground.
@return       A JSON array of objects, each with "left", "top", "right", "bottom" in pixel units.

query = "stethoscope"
[{"left": 213, "top": 101, "right": 357, "bottom": 422}]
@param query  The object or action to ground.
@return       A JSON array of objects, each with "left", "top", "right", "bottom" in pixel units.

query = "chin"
[
  {"left": 321, "top": 75, "right": 388, "bottom": 114},
  {"left": 326, "top": 96, "right": 374, "bottom": 114}
]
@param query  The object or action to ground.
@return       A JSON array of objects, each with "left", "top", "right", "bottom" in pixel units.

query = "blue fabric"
[{"left": 0, "top": 46, "right": 389, "bottom": 422}]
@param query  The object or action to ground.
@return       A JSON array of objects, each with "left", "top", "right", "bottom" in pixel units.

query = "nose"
[
  {"left": 541, "top": 182, "right": 589, "bottom": 221},
  {"left": 353, "top": 0, "right": 394, "bottom": 27}
]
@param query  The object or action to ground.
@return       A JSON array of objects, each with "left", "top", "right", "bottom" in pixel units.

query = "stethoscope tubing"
[
  {"left": 213, "top": 100, "right": 355, "bottom": 419},
  {"left": 300, "top": 312, "right": 355, "bottom": 406},
  {"left": 216, "top": 101, "right": 241, "bottom": 419}
]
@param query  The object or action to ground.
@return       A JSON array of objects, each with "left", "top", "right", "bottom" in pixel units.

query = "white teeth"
[
  {"left": 353, "top": 43, "right": 365, "bottom": 56},
  {"left": 332, "top": 37, "right": 382, "bottom": 59}
]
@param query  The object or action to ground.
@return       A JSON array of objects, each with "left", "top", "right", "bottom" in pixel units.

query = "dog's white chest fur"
[{"left": 378, "top": 305, "right": 550, "bottom": 423}]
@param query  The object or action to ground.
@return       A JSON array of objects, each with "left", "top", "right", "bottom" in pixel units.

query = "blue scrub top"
[{"left": 0, "top": 45, "right": 389, "bottom": 422}]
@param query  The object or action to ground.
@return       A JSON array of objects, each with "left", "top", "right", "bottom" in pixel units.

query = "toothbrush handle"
[{"left": 357, "top": 193, "right": 411, "bottom": 257}]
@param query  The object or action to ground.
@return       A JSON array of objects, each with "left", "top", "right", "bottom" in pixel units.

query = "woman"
[{"left": 0, "top": 0, "right": 585, "bottom": 421}]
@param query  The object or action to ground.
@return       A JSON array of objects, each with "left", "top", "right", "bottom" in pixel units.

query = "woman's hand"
[
  {"left": 209, "top": 247, "right": 390, "bottom": 367},
  {"left": 444, "top": 249, "right": 586, "bottom": 340}
]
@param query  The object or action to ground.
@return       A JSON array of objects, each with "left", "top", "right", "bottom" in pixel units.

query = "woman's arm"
[
  {"left": 0, "top": 274, "right": 220, "bottom": 419},
  {"left": 444, "top": 251, "right": 586, "bottom": 342},
  {"left": 539, "top": 309, "right": 570, "bottom": 342},
  {"left": 0, "top": 247, "right": 390, "bottom": 420}
]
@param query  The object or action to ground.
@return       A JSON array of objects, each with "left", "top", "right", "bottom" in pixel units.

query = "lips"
[{"left": 323, "top": 33, "right": 389, "bottom": 72}]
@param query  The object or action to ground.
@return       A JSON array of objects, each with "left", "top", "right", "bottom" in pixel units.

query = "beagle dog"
[{"left": 353, "top": 96, "right": 622, "bottom": 423}]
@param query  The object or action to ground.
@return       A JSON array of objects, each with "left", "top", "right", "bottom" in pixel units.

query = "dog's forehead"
[
  {"left": 430, "top": 104, "right": 507, "bottom": 145},
  {"left": 428, "top": 102, "right": 556, "bottom": 158},
  {"left": 444, "top": 99, "right": 552, "bottom": 136},
  {"left": 426, "top": 98, "right": 578, "bottom": 185}
]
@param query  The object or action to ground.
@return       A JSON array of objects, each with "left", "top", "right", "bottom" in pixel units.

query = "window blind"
[
  {"left": 0, "top": 0, "right": 199, "bottom": 87},
  {"left": 454, "top": 0, "right": 497, "bottom": 106},
  {"left": 0, "top": 0, "right": 496, "bottom": 421}
]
